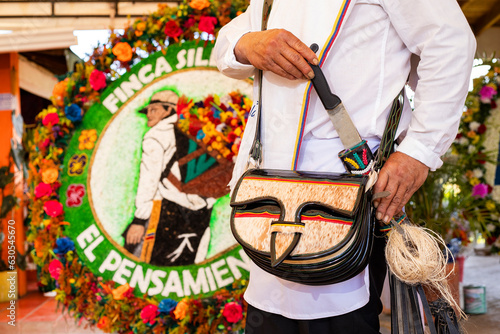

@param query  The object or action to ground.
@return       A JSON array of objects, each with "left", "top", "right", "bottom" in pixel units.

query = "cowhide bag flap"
[{"left": 230, "top": 168, "right": 374, "bottom": 285}]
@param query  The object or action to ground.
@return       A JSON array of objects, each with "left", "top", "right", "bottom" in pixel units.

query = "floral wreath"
[
  {"left": 451, "top": 60, "right": 500, "bottom": 253},
  {"left": 27, "top": 1, "right": 252, "bottom": 333}
]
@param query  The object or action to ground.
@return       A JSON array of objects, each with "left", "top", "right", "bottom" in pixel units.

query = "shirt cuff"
[
  {"left": 396, "top": 136, "right": 443, "bottom": 171},
  {"left": 224, "top": 30, "right": 256, "bottom": 71}
]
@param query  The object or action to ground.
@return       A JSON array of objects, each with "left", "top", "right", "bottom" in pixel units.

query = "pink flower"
[
  {"left": 42, "top": 113, "right": 59, "bottom": 127},
  {"left": 43, "top": 200, "right": 64, "bottom": 217},
  {"left": 140, "top": 304, "right": 159, "bottom": 325},
  {"left": 48, "top": 259, "right": 63, "bottom": 280},
  {"left": 479, "top": 86, "right": 497, "bottom": 101},
  {"left": 198, "top": 16, "right": 218, "bottom": 35},
  {"left": 472, "top": 183, "right": 489, "bottom": 198},
  {"left": 222, "top": 302, "right": 243, "bottom": 323},
  {"left": 35, "top": 182, "right": 52, "bottom": 198},
  {"left": 89, "top": 69, "right": 107, "bottom": 91}
]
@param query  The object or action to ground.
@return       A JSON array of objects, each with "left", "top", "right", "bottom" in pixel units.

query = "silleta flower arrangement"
[
  {"left": 26, "top": 1, "right": 252, "bottom": 333},
  {"left": 177, "top": 92, "right": 252, "bottom": 162},
  {"left": 451, "top": 60, "right": 500, "bottom": 252}
]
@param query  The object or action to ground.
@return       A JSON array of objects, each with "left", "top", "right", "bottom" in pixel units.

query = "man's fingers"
[
  {"left": 235, "top": 29, "right": 319, "bottom": 80},
  {"left": 272, "top": 54, "right": 306, "bottom": 80},
  {"left": 283, "top": 40, "right": 316, "bottom": 79}
]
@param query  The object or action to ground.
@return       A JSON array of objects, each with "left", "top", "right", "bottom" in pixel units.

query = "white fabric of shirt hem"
[{"left": 244, "top": 261, "right": 371, "bottom": 320}]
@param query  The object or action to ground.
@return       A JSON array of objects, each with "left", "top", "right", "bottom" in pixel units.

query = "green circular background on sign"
[{"left": 60, "top": 41, "right": 253, "bottom": 300}]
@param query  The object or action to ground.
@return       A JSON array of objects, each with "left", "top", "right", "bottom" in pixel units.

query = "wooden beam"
[
  {"left": 473, "top": 0, "right": 500, "bottom": 36},
  {"left": 458, "top": 0, "right": 470, "bottom": 8},
  {"left": 460, "top": 0, "right": 480, "bottom": 10}
]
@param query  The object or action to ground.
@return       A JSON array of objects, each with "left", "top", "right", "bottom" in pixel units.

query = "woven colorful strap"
[{"left": 379, "top": 212, "right": 407, "bottom": 234}]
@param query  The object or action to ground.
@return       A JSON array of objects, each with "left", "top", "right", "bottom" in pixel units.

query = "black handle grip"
[{"left": 309, "top": 44, "right": 341, "bottom": 110}]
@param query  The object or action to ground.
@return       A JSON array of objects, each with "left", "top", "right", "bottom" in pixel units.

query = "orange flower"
[
  {"left": 112, "top": 42, "right": 133, "bottom": 62},
  {"left": 173, "top": 299, "right": 189, "bottom": 320},
  {"left": 97, "top": 316, "right": 110, "bottom": 330},
  {"left": 34, "top": 237, "right": 44, "bottom": 257},
  {"left": 52, "top": 78, "right": 69, "bottom": 107},
  {"left": 42, "top": 168, "right": 59, "bottom": 184},
  {"left": 136, "top": 21, "right": 146, "bottom": 32},
  {"left": 112, "top": 283, "right": 130, "bottom": 300},
  {"left": 189, "top": 0, "right": 210, "bottom": 10}
]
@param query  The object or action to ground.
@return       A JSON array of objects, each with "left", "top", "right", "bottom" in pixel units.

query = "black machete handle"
[{"left": 309, "top": 43, "right": 341, "bottom": 110}]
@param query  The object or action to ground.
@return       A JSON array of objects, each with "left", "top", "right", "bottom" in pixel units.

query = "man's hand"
[
  {"left": 126, "top": 224, "right": 145, "bottom": 245},
  {"left": 373, "top": 152, "right": 429, "bottom": 223},
  {"left": 235, "top": 29, "right": 319, "bottom": 80}
]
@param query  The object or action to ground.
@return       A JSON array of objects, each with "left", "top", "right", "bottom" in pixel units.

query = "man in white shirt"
[
  {"left": 215, "top": 0, "right": 475, "bottom": 332},
  {"left": 124, "top": 90, "right": 212, "bottom": 266}
]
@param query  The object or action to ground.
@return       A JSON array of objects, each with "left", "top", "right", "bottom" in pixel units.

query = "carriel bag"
[
  {"left": 228, "top": 0, "right": 405, "bottom": 285},
  {"left": 229, "top": 70, "right": 403, "bottom": 285}
]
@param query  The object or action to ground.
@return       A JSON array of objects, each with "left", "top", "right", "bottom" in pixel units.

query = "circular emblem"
[{"left": 61, "top": 42, "right": 252, "bottom": 300}]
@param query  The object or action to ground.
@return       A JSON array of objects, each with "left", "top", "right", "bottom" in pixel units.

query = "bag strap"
[
  {"left": 247, "top": 0, "right": 274, "bottom": 169},
  {"left": 248, "top": 0, "right": 404, "bottom": 172}
]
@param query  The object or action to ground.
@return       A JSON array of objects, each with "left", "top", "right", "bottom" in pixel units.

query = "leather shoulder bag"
[{"left": 229, "top": 0, "right": 404, "bottom": 285}]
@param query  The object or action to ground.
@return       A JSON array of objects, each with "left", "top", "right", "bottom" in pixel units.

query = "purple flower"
[
  {"left": 472, "top": 183, "right": 489, "bottom": 198},
  {"left": 479, "top": 86, "right": 497, "bottom": 101}
]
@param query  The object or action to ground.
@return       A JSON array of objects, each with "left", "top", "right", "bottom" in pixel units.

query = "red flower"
[
  {"left": 35, "top": 182, "right": 52, "bottom": 199},
  {"left": 165, "top": 20, "right": 182, "bottom": 39},
  {"left": 222, "top": 302, "right": 243, "bottom": 323},
  {"left": 477, "top": 124, "right": 487, "bottom": 134},
  {"left": 198, "top": 16, "right": 218, "bottom": 35},
  {"left": 184, "top": 17, "right": 196, "bottom": 29},
  {"left": 66, "top": 184, "right": 86, "bottom": 208},
  {"left": 43, "top": 200, "right": 64, "bottom": 217},
  {"left": 48, "top": 259, "right": 63, "bottom": 280},
  {"left": 43, "top": 113, "right": 59, "bottom": 127},
  {"left": 89, "top": 69, "right": 107, "bottom": 91},
  {"left": 140, "top": 304, "right": 159, "bottom": 325}
]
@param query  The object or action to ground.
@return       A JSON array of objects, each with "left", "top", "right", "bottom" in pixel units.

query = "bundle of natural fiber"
[{"left": 384, "top": 215, "right": 466, "bottom": 321}]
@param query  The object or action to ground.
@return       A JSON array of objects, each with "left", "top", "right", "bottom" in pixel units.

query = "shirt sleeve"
[
  {"left": 214, "top": 3, "right": 258, "bottom": 80},
  {"left": 134, "top": 136, "right": 164, "bottom": 220},
  {"left": 380, "top": 0, "right": 476, "bottom": 170}
]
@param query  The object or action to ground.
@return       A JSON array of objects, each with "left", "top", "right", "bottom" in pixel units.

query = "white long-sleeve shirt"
[
  {"left": 215, "top": 0, "right": 475, "bottom": 319},
  {"left": 134, "top": 115, "right": 208, "bottom": 221}
]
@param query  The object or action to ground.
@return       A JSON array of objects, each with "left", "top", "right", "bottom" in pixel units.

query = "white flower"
[
  {"left": 492, "top": 214, "right": 499, "bottom": 221},
  {"left": 495, "top": 237, "right": 500, "bottom": 248},
  {"left": 458, "top": 137, "right": 469, "bottom": 146},
  {"left": 220, "top": 95, "right": 233, "bottom": 107},
  {"left": 473, "top": 168, "right": 484, "bottom": 179},
  {"left": 487, "top": 223, "right": 496, "bottom": 232},
  {"left": 469, "top": 121, "right": 481, "bottom": 132},
  {"left": 468, "top": 145, "right": 476, "bottom": 154}
]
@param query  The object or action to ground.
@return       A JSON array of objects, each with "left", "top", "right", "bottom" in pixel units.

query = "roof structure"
[{"left": 459, "top": 0, "right": 500, "bottom": 36}]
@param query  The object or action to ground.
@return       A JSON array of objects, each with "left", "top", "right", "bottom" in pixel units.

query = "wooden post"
[{"left": 0, "top": 52, "right": 27, "bottom": 297}]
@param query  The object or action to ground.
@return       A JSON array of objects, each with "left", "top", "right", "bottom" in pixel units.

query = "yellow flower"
[
  {"left": 486, "top": 200, "right": 496, "bottom": 211},
  {"left": 470, "top": 178, "right": 480, "bottom": 186},
  {"left": 42, "top": 168, "right": 59, "bottom": 184},
  {"left": 78, "top": 129, "right": 98, "bottom": 150},
  {"left": 112, "top": 42, "right": 133, "bottom": 62},
  {"left": 189, "top": 0, "right": 210, "bottom": 10},
  {"left": 472, "top": 135, "right": 480, "bottom": 145},
  {"left": 173, "top": 299, "right": 189, "bottom": 320}
]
